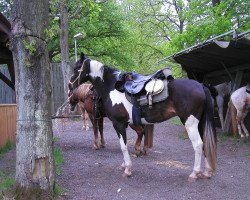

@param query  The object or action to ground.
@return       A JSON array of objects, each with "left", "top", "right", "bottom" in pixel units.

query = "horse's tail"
[{"left": 199, "top": 86, "right": 217, "bottom": 171}]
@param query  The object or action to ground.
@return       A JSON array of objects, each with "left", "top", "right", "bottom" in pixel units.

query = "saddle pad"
[
  {"left": 145, "top": 79, "right": 164, "bottom": 95},
  {"left": 125, "top": 80, "right": 169, "bottom": 106}
]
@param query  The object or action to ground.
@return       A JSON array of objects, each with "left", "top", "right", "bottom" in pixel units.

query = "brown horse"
[
  {"left": 69, "top": 53, "right": 217, "bottom": 181},
  {"left": 68, "top": 83, "right": 151, "bottom": 155}
]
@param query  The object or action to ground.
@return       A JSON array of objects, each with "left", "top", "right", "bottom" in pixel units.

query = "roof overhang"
[{"left": 160, "top": 30, "right": 250, "bottom": 85}]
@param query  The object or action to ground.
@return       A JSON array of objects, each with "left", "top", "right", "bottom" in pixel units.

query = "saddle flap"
[
  {"left": 145, "top": 79, "right": 164, "bottom": 95},
  {"left": 124, "top": 80, "right": 147, "bottom": 94}
]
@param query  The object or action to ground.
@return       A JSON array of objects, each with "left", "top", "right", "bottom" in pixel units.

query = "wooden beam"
[
  {"left": 204, "top": 63, "right": 250, "bottom": 78},
  {"left": 144, "top": 124, "right": 154, "bottom": 148},
  {"left": 0, "top": 71, "right": 15, "bottom": 90}
]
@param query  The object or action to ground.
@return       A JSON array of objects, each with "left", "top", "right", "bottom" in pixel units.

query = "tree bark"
[
  {"left": 60, "top": 0, "right": 72, "bottom": 102},
  {"left": 10, "top": 0, "right": 54, "bottom": 197}
]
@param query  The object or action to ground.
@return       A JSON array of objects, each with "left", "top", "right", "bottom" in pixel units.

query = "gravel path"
[{"left": 53, "top": 118, "right": 250, "bottom": 200}]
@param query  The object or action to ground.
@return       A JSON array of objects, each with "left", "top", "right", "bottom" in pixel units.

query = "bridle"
[{"left": 68, "top": 58, "right": 90, "bottom": 87}]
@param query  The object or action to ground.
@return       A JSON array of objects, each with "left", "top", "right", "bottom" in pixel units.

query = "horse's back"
[
  {"left": 231, "top": 86, "right": 250, "bottom": 109},
  {"left": 169, "top": 78, "right": 205, "bottom": 100},
  {"left": 169, "top": 78, "right": 206, "bottom": 120}
]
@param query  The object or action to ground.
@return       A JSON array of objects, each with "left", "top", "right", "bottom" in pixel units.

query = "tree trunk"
[
  {"left": 60, "top": 0, "right": 72, "bottom": 102},
  {"left": 10, "top": 0, "right": 55, "bottom": 197}
]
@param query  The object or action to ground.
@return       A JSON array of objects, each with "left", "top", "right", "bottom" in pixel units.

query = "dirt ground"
[
  {"left": 1, "top": 117, "right": 250, "bottom": 200},
  {"left": 53, "top": 117, "right": 250, "bottom": 200}
]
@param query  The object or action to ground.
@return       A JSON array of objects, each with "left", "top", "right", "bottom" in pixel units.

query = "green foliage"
[{"left": 2, "top": 0, "right": 246, "bottom": 75}]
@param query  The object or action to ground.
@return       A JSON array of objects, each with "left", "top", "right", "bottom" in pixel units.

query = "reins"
[{"left": 53, "top": 58, "right": 90, "bottom": 118}]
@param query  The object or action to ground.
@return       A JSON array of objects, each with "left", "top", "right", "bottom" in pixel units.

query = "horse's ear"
[{"left": 80, "top": 53, "right": 85, "bottom": 61}]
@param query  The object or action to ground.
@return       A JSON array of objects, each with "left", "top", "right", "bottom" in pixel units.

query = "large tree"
[{"left": 10, "top": 0, "right": 54, "bottom": 198}]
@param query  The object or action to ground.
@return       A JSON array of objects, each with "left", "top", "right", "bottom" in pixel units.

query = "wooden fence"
[
  {"left": 0, "top": 104, "right": 16, "bottom": 148},
  {"left": 0, "top": 63, "right": 66, "bottom": 113}
]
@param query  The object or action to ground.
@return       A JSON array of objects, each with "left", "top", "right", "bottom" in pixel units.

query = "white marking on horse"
[
  {"left": 119, "top": 137, "right": 132, "bottom": 169},
  {"left": 109, "top": 89, "right": 133, "bottom": 123},
  {"left": 231, "top": 86, "right": 250, "bottom": 137},
  {"left": 185, "top": 115, "right": 203, "bottom": 177},
  {"left": 89, "top": 60, "right": 104, "bottom": 81}
]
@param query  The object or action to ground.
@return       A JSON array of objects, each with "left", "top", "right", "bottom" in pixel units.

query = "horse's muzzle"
[{"left": 70, "top": 105, "right": 76, "bottom": 112}]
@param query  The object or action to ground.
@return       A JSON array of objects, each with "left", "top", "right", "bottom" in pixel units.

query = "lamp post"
[{"left": 74, "top": 33, "right": 83, "bottom": 62}]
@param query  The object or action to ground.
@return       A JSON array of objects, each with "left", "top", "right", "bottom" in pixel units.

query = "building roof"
[{"left": 161, "top": 30, "right": 250, "bottom": 85}]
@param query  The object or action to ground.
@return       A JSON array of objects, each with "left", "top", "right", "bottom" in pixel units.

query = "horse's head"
[
  {"left": 69, "top": 53, "right": 91, "bottom": 91},
  {"left": 69, "top": 53, "right": 104, "bottom": 91},
  {"left": 67, "top": 81, "right": 78, "bottom": 112}
]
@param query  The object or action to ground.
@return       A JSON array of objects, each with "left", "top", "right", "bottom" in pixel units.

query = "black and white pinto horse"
[
  {"left": 231, "top": 84, "right": 250, "bottom": 138},
  {"left": 70, "top": 53, "right": 217, "bottom": 181}
]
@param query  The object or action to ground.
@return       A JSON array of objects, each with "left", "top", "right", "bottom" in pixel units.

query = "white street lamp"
[{"left": 74, "top": 33, "right": 83, "bottom": 62}]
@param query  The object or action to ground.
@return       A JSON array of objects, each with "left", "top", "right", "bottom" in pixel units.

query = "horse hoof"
[
  {"left": 93, "top": 145, "right": 100, "bottom": 150},
  {"left": 188, "top": 176, "right": 197, "bottom": 182},
  {"left": 135, "top": 150, "right": 142, "bottom": 157},
  {"left": 143, "top": 149, "right": 148, "bottom": 156},
  {"left": 122, "top": 171, "right": 132, "bottom": 177},
  {"left": 200, "top": 173, "right": 212, "bottom": 179}
]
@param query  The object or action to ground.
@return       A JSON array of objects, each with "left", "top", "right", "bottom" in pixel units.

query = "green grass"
[
  {"left": 0, "top": 176, "right": 14, "bottom": 191},
  {"left": 245, "top": 152, "right": 250, "bottom": 157},
  {"left": 53, "top": 147, "right": 65, "bottom": 196},
  {"left": 170, "top": 117, "right": 182, "bottom": 126},
  {"left": 0, "top": 141, "right": 15, "bottom": 195},
  {"left": 54, "top": 147, "right": 64, "bottom": 175},
  {"left": 177, "top": 132, "right": 189, "bottom": 140},
  {"left": 0, "top": 141, "right": 15, "bottom": 156}
]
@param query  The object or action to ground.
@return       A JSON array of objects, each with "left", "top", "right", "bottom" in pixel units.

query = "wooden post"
[
  {"left": 144, "top": 124, "right": 154, "bottom": 148},
  {"left": 229, "top": 100, "right": 238, "bottom": 136}
]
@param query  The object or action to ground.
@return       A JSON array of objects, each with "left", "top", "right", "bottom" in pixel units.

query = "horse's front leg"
[
  {"left": 113, "top": 122, "right": 132, "bottom": 177},
  {"left": 185, "top": 115, "right": 203, "bottom": 182},
  {"left": 84, "top": 111, "right": 90, "bottom": 131},
  {"left": 98, "top": 117, "right": 105, "bottom": 148}
]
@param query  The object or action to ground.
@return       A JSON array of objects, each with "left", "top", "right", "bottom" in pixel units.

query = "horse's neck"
[
  {"left": 91, "top": 67, "right": 118, "bottom": 99},
  {"left": 75, "top": 84, "right": 90, "bottom": 101}
]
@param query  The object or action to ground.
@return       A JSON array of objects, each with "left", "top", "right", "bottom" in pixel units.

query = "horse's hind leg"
[
  {"left": 90, "top": 115, "right": 99, "bottom": 149},
  {"left": 241, "top": 110, "right": 249, "bottom": 137},
  {"left": 113, "top": 122, "right": 132, "bottom": 177},
  {"left": 236, "top": 110, "right": 245, "bottom": 138},
  {"left": 185, "top": 115, "right": 203, "bottom": 182},
  {"left": 216, "top": 95, "right": 224, "bottom": 130},
  {"left": 129, "top": 124, "right": 144, "bottom": 156},
  {"left": 98, "top": 117, "right": 105, "bottom": 148}
]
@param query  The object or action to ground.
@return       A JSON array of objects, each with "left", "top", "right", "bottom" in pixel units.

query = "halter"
[{"left": 68, "top": 58, "right": 90, "bottom": 87}]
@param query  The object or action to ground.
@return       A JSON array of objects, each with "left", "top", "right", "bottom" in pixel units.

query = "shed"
[
  {"left": 0, "top": 12, "right": 14, "bottom": 90},
  {"left": 160, "top": 29, "right": 250, "bottom": 134}
]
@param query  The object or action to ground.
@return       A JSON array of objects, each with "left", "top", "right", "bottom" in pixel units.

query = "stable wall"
[{"left": 0, "top": 104, "right": 16, "bottom": 148}]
